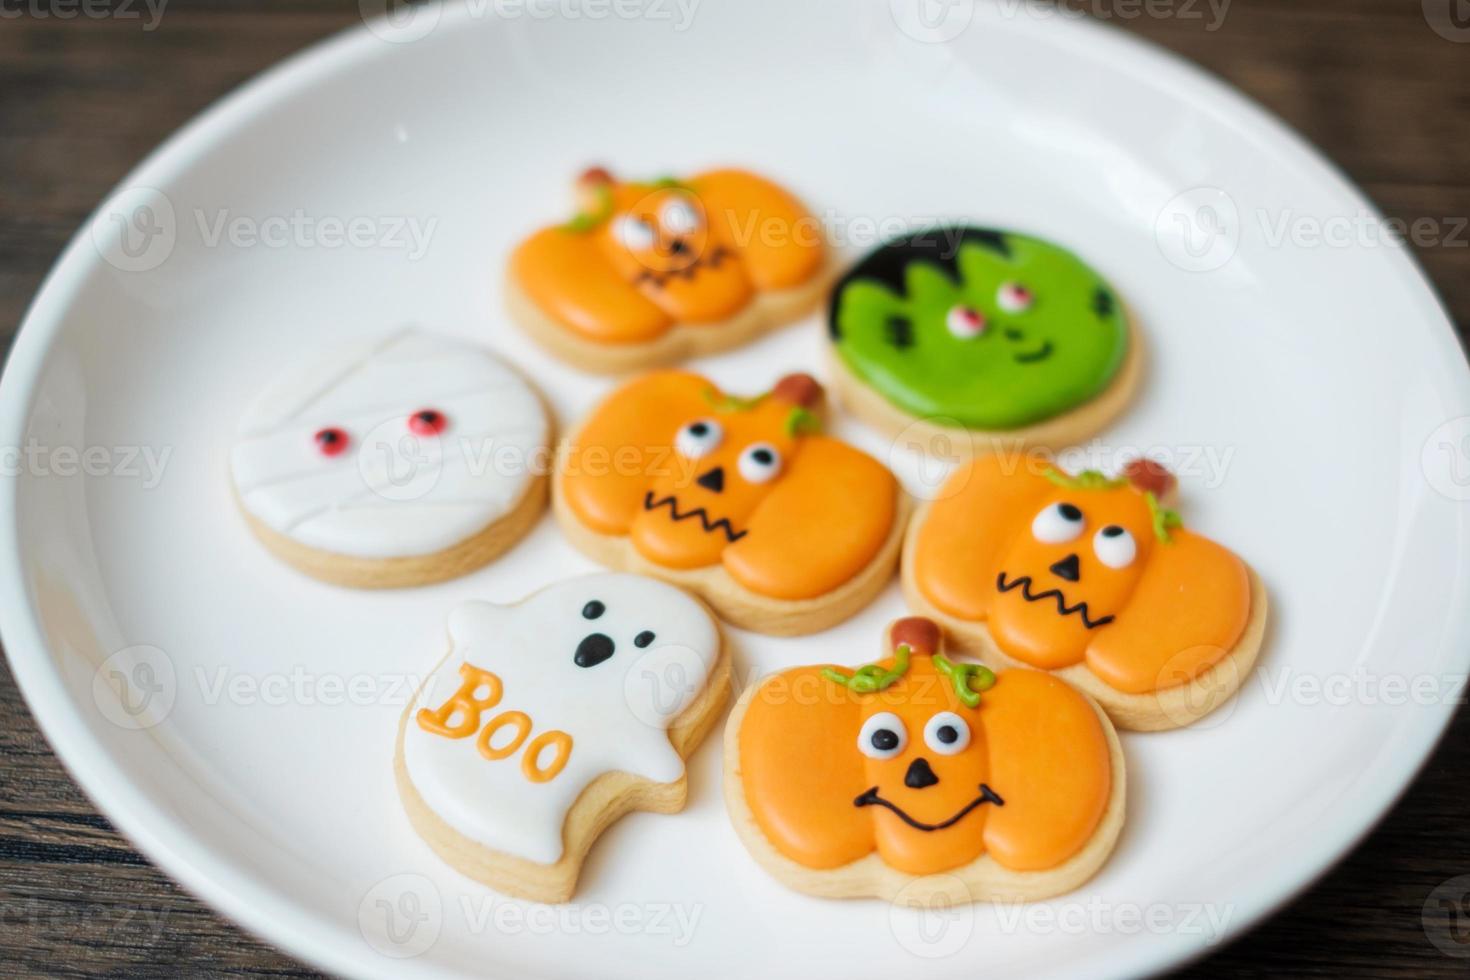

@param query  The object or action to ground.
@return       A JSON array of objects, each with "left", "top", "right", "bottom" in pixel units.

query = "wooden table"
[{"left": 1, "top": 1, "right": 1467, "bottom": 974}]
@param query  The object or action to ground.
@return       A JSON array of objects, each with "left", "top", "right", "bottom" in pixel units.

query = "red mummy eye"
[
  {"left": 408, "top": 409, "right": 447, "bottom": 436},
  {"left": 314, "top": 427, "right": 349, "bottom": 456}
]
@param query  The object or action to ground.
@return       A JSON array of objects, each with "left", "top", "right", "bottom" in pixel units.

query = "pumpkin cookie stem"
[
  {"left": 932, "top": 654, "right": 996, "bottom": 708},
  {"left": 822, "top": 644, "right": 912, "bottom": 694}
]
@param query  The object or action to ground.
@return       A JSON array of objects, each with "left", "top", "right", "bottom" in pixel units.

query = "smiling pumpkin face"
[
  {"left": 560, "top": 371, "right": 899, "bottom": 601},
  {"left": 512, "top": 168, "right": 826, "bottom": 345},
  {"left": 912, "top": 456, "right": 1252, "bottom": 694},
  {"left": 737, "top": 618, "right": 1112, "bottom": 877}
]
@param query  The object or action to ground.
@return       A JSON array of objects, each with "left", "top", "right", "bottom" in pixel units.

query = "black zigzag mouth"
[
  {"left": 853, "top": 783, "right": 1004, "bottom": 832},
  {"left": 632, "top": 245, "right": 731, "bottom": 289},
  {"left": 996, "top": 571, "right": 1114, "bottom": 630},
  {"left": 643, "top": 491, "right": 746, "bottom": 543}
]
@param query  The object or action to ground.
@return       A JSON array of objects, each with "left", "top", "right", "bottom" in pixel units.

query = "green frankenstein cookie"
[{"left": 829, "top": 227, "right": 1128, "bottom": 430}]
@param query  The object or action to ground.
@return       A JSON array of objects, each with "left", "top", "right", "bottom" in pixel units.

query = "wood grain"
[{"left": 2, "top": 0, "right": 1468, "bottom": 976}]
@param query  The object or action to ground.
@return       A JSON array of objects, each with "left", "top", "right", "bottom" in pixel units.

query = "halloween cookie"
[
  {"left": 507, "top": 167, "right": 831, "bottom": 373},
  {"left": 553, "top": 370, "right": 908, "bottom": 636},
  {"left": 828, "top": 227, "right": 1142, "bottom": 451},
  {"left": 725, "top": 616, "right": 1124, "bottom": 902},
  {"left": 904, "top": 456, "right": 1267, "bottom": 731},
  {"left": 396, "top": 573, "right": 728, "bottom": 902},
  {"left": 230, "top": 329, "right": 550, "bottom": 588}
]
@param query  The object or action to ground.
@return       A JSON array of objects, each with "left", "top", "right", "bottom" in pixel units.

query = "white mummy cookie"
[
  {"left": 395, "top": 573, "right": 729, "bottom": 902},
  {"left": 230, "top": 329, "right": 550, "bottom": 588}
]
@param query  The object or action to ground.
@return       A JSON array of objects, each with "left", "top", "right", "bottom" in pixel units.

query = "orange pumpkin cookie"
[
  {"left": 904, "top": 456, "right": 1268, "bottom": 731},
  {"left": 507, "top": 167, "right": 832, "bottom": 373},
  {"left": 724, "top": 616, "right": 1124, "bottom": 902},
  {"left": 553, "top": 371, "right": 908, "bottom": 635}
]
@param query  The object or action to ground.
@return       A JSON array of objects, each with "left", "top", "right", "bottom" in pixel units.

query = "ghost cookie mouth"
[
  {"left": 853, "top": 783, "right": 1005, "bottom": 832},
  {"left": 996, "top": 570, "right": 1114, "bottom": 630},
  {"left": 642, "top": 490, "right": 747, "bottom": 543}
]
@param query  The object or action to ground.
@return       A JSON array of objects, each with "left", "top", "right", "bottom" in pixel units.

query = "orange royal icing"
[
  {"left": 560, "top": 371, "right": 898, "bottom": 601},
  {"left": 417, "top": 666, "right": 575, "bottom": 784},
  {"left": 738, "top": 618, "right": 1110, "bottom": 875},
  {"left": 912, "top": 455, "right": 1250, "bottom": 694},
  {"left": 510, "top": 168, "right": 825, "bottom": 344}
]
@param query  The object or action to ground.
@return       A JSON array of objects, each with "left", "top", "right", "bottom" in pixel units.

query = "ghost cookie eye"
[{"left": 582, "top": 600, "right": 606, "bottom": 620}]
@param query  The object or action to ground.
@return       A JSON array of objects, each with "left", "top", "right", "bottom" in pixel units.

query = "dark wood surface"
[{"left": 2, "top": 1, "right": 1468, "bottom": 976}]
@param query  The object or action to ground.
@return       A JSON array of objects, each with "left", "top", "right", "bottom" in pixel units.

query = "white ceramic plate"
[{"left": 4, "top": 2, "right": 1469, "bottom": 977}]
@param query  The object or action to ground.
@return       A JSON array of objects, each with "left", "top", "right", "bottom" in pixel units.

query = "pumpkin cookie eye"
[
  {"left": 997, "top": 282, "right": 1034, "bottom": 314},
  {"left": 858, "top": 711, "right": 907, "bottom": 759},
  {"left": 946, "top": 305, "right": 988, "bottom": 339},
  {"left": 737, "top": 443, "right": 782, "bottom": 484},
  {"left": 923, "top": 711, "right": 971, "bottom": 755},
  {"left": 660, "top": 198, "right": 701, "bottom": 236},
  {"left": 1093, "top": 524, "right": 1137, "bottom": 569},
  {"left": 674, "top": 418, "right": 723, "bottom": 459},
  {"left": 612, "top": 214, "right": 657, "bottom": 251},
  {"left": 1032, "top": 502, "right": 1085, "bottom": 544}
]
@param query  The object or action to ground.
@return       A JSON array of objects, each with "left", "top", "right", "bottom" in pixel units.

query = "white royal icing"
[
  {"left": 402, "top": 573, "right": 720, "bottom": 865},
  {"left": 230, "top": 329, "right": 548, "bottom": 559}
]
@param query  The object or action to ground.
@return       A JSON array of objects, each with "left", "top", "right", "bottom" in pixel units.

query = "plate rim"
[{"left": 2, "top": 3, "right": 1467, "bottom": 978}]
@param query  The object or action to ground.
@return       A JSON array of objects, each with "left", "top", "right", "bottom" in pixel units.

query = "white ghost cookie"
[
  {"left": 395, "top": 573, "right": 729, "bottom": 902},
  {"left": 230, "top": 329, "right": 550, "bottom": 588}
]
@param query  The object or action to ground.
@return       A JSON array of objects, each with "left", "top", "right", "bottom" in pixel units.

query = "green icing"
[
  {"left": 1146, "top": 491, "right": 1184, "bottom": 543},
  {"left": 830, "top": 228, "right": 1128, "bottom": 429},
  {"left": 932, "top": 654, "right": 996, "bottom": 708},
  {"left": 822, "top": 644, "right": 912, "bottom": 694}
]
